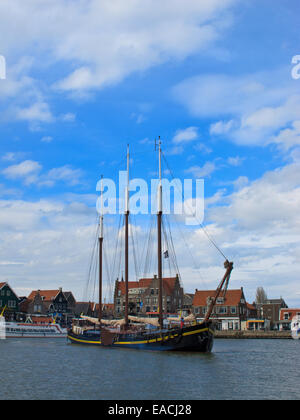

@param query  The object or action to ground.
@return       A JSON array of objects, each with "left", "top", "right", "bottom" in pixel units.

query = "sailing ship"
[{"left": 68, "top": 140, "right": 233, "bottom": 351}]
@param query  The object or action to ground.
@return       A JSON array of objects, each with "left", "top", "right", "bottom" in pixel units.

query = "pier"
[{"left": 215, "top": 330, "right": 292, "bottom": 339}]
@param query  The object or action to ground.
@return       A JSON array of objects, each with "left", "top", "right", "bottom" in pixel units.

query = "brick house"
[
  {"left": 21, "top": 288, "right": 76, "bottom": 326},
  {"left": 114, "top": 275, "right": 183, "bottom": 317},
  {"left": 192, "top": 288, "right": 250, "bottom": 330},
  {"left": 259, "top": 298, "right": 288, "bottom": 330},
  {"left": 278, "top": 308, "right": 300, "bottom": 331}
]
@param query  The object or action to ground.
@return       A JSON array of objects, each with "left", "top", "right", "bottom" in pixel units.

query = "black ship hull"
[{"left": 68, "top": 321, "right": 214, "bottom": 352}]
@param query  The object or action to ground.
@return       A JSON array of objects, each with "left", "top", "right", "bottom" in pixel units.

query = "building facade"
[
  {"left": 278, "top": 308, "right": 300, "bottom": 330},
  {"left": 114, "top": 275, "right": 183, "bottom": 317},
  {"left": 259, "top": 298, "right": 288, "bottom": 330},
  {"left": 192, "top": 288, "right": 250, "bottom": 330},
  {"left": 0, "top": 282, "right": 19, "bottom": 319}
]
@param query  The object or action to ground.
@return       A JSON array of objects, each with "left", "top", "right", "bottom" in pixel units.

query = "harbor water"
[{"left": 0, "top": 338, "right": 299, "bottom": 400}]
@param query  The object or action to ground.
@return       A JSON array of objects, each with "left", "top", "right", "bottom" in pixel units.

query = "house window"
[
  {"left": 216, "top": 297, "right": 224, "bottom": 304},
  {"left": 217, "top": 307, "right": 227, "bottom": 314},
  {"left": 231, "top": 307, "right": 236, "bottom": 314},
  {"left": 284, "top": 312, "right": 289, "bottom": 320},
  {"left": 151, "top": 289, "right": 154, "bottom": 295},
  {"left": 7, "top": 290, "right": 11, "bottom": 297},
  {"left": 8, "top": 300, "right": 16, "bottom": 308}
]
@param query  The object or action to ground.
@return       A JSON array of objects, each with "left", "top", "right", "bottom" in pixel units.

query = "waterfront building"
[
  {"left": 258, "top": 298, "right": 288, "bottom": 330},
  {"left": 192, "top": 288, "right": 251, "bottom": 331},
  {"left": 21, "top": 288, "right": 76, "bottom": 326},
  {"left": 114, "top": 275, "right": 183, "bottom": 317},
  {"left": 241, "top": 319, "right": 271, "bottom": 331},
  {"left": 0, "top": 282, "right": 19, "bottom": 319},
  {"left": 278, "top": 308, "right": 300, "bottom": 331}
]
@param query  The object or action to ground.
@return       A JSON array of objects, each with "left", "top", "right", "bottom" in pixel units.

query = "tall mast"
[
  {"left": 124, "top": 144, "right": 130, "bottom": 327},
  {"left": 157, "top": 137, "right": 163, "bottom": 330},
  {"left": 98, "top": 175, "right": 104, "bottom": 326}
]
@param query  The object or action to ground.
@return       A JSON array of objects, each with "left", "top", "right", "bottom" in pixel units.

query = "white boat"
[
  {"left": 4, "top": 321, "right": 67, "bottom": 338},
  {"left": 291, "top": 315, "right": 300, "bottom": 340}
]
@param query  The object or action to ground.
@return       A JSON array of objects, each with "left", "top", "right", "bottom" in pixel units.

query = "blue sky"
[{"left": 0, "top": 0, "right": 300, "bottom": 306}]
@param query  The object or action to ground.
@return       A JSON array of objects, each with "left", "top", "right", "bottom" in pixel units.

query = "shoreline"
[{"left": 214, "top": 330, "right": 293, "bottom": 339}]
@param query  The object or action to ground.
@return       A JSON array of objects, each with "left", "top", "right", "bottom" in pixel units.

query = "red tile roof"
[
  {"left": 193, "top": 289, "right": 244, "bottom": 307},
  {"left": 28, "top": 290, "right": 60, "bottom": 301},
  {"left": 30, "top": 316, "right": 54, "bottom": 324}
]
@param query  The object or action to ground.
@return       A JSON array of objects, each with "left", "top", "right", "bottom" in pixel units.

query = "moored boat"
[{"left": 4, "top": 321, "right": 67, "bottom": 338}]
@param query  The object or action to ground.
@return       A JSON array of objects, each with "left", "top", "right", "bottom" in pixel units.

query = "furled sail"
[
  {"left": 167, "top": 313, "right": 196, "bottom": 322},
  {"left": 80, "top": 315, "right": 160, "bottom": 327},
  {"left": 128, "top": 315, "right": 160, "bottom": 327},
  {"left": 80, "top": 315, "right": 126, "bottom": 327}
]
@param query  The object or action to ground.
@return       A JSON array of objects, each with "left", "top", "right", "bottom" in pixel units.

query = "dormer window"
[{"left": 216, "top": 297, "right": 224, "bottom": 304}]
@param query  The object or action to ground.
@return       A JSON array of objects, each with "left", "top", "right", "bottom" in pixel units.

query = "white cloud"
[
  {"left": 182, "top": 160, "right": 300, "bottom": 304},
  {"left": 0, "top": 0, "right": 237, "bottom": 94},
  {"left": 2, "top": 160, "right": 84, "bottom": 188},
  {"left": 2, "top": 160, "right": 42, "bottom": 186},
  {"left": 60, "top": 113, "right": 76, "bottom": 122},
  {"left": 2, "top": 152, "right": 17, "bottom": 162},
  {"left": 45, "top": 165, "right": 84, "bottom": 187},
  {"left": 173, "top": 69, "right": 300, "bottom": 149},
  {"left": 185, "top": 161, "right": 216, "bottom": 178},
  {"left": 173, "top": 126, "right": 198, "bottom": 144},
  {"left": 210, "top": 119, "right": 234, "bottom": 135},
  {"left": 227, "top": 156, "right": 244, "bottom": 166},
  {"left": 269, "top": 120, "right": 300, "bottom": 151},
  {"left": 15, "top": 102, "right": 54, "bottom": 123},
  {"left": 0, "top": 197, "right": 97, "bottom": 298}
]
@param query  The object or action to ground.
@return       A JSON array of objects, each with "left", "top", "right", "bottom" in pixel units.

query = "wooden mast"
[
  {"left": 204, "top": 260, "right": 234, "bottom": 322},
  {"left": 157, "top": 137, "right": 163, "bottom": 330},
  {"left": 125, "top": 145, "right": 130, "bottom": 327},
  {"left": 98, "top": 175, "right": 104, "bottom": 326}
]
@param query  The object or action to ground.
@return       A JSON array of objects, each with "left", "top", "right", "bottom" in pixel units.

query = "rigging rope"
[{"left": 162, "top": 151, "right": 228, "bottom": 261}]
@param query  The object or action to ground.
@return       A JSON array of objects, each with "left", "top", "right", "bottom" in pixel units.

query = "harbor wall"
[{"left": 214, "top": 330, "right": 292, "bottom": 339}]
